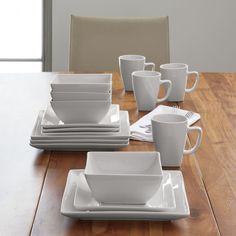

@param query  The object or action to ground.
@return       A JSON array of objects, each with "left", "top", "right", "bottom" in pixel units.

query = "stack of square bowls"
[
  {"left": 50, "top": 74, "right": 112, "bottom": 124},
  {"left": 30, "top": 73, "right": 130, "bottom": 151}
]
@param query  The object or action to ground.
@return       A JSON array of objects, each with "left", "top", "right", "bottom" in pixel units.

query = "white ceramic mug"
[
  {"left": 132, "top": 71, "right": 172, "bottom": 111},
  {"left": 160, "top": 63, "right": 199, "bottom": 101},
  {"left": 151, "top": 113, "right": 202, "bottom": 167},
  {"left": 119, "top": 55, "right": 155, "bottom": 91}
]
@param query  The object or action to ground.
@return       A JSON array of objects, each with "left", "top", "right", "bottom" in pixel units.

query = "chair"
[{"left": 69, "top": 15, "right": 170, "bottom": 72}]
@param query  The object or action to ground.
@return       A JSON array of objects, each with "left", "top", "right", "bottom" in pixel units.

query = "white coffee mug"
[
  {"left": 151, "top": 113, "right": 202, "bottom": 167},
  {"left": 160, "top": 63, "right": 199, "bottom": 101},
  {"left": 132, "top": 71, "right": 172, "bottom": 111},
  {"left": 119, "top": 55, "right": 155, "bottom": 91}
]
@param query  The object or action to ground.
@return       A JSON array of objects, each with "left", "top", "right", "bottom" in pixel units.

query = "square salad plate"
[
  {"left": 31, "top": 111, "right": 130, "bottom": 140},
  {"left": 73, "top": 171, "right": 176, "bottom": 211}
]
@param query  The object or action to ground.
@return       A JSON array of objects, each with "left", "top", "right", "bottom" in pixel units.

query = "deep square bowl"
[
  {"left": 51, "top": 91, "right": 111, "bottom": 101},
  {"left": 84, "top": 152, "right": 163, "bottom": 204},
  {"left": 51, "top": 74, "right": 112, "bottom": 93},
  {"left": 51, "top": 100, "right": 111, "bottom": 124}
]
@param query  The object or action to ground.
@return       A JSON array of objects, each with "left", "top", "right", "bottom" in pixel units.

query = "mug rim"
[
  {"left": 119, "top": 55, "right": 145, "bottom": 61},
  {"left": 160, "top": 63, "right": 188, "bottom": 70},
  {"left": 151, "top": 113, "right": 187, "bottom": 124},
  {"left": 132, "top": 70, "right": 161, "bottom": 78}
]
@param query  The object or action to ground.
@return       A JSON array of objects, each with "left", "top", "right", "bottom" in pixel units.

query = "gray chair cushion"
[{"left": 69, "top": 16, "right": 170, "bottom": 72}]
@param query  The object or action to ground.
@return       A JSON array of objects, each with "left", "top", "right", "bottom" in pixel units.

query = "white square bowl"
[
  {"left": 51, "top": 100, "right": 111, "bottom": 124},
  {"left": 51, "top": 91, "right": 111, "bottom": 101},
  {"left": 51, "top": 74, "right": 112, "bottom": 93},
  {"left": 84, "top": 152, "right": 163, "bottom": 204}
]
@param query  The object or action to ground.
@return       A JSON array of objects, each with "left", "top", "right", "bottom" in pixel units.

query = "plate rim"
[{"left": 60, "top": 169, "right": 190, "bottom": 219}]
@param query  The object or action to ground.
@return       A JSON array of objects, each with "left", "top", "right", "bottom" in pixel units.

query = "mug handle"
[
  {"left": 157, "top": 80, "right": 172, "bottom": 103},
  {"left": 144, "top": 62, "right": 155, "bottom": 71},
  {"left": 185, "top": 71, "right": 199, "bottom": 93},
  {"left": 183, "top": 126, "right": 202, "bottom": 155}
]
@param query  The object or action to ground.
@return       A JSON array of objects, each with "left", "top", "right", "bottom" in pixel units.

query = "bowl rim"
[
  {"left": 50, "top": 91, "right": 111, "bottom": 95},
  {"left": 50, "top": 100, "right": 111, "bottom": 104},
  {"left": 51, "top": 73, "right": 112, "bottom": 85},
  {"left": 84, "top": 152, "right": 163, "bottom": 177}
]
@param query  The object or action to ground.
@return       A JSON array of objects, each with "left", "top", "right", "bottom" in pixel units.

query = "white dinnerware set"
[
  {"left": 29, "top": 56, "right": 202, "bottom": 221},
  {"left": 61, "top": 151, "right": 190, "bottom": 220},
  {"left": 30, "top": 73, "right": 130, "bottom": 150}
]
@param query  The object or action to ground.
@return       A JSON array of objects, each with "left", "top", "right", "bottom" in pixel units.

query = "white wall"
[{"left": 52, "top": 0, "right": 236, "bottom": 72}]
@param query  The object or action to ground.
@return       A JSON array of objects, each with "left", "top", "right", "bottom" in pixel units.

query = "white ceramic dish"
[
  {"left": 51, "top": 100, "right": 111, "bottom": 124},
  {"left": 61, "top": 170, "right": 190, "bottom": 220},
  {"left": 51, "top": 91, "right": 111, "bottom": 101},
  {"left": 30, "top": 111, "right": 130, "bottom": 151},
  {"left": 30, "top": 141, "right": 129, "bottom": 150},
  {"left": 74, "top": 172, "right": 175, "bottom": 211},
  {"left": 42, "top": 104, "right": 120, "bottom": 129},
  {"left": 31, "top": 111, "right": 130, "bottom": 140},
  {"left": 51, "top": 74, "right": 112, "bottom": 93},
  {"left": 30, "top": 139, "right": 129, "bottom": 144},
  {"left": 43, "top": 127, "right": 119, "bottom": 133},
  {"left": 85, "top": 152, "right": 163, "bottom": 204}
]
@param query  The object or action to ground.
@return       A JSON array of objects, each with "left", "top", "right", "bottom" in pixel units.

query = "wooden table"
[{"left": 0, "top": 72, "right": 235, "bottom": 236}]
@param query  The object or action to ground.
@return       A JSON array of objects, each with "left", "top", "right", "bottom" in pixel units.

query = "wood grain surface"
[
  {"left": 1, "top": 72, "right": 233, "bottom": 235},
  {"left": 0, "top": 73, "right": 53, "bottom": 235},
  {"left": 184, "top": 73, "right": 236, "bottom": 236}
]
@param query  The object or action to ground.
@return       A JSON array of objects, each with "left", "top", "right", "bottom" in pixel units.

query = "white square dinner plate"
[
  {"left": 43, "top": 127, "right": 120, "bottom": 133},
  {"left": 30, "top": 142, "right": 129, "bottom": 151},
  {"left": 30, "top": 111, "right": 130, "bottom": 150},
  {"left": 41, "top": 104, "right": 120, "bottom": 130},
  {"left": 60, "top": 170, "right": 190, "bottom": 220},
  {"left": 73, "top": 172, "right": 176, "bottom": 211},
  {"left": 30, "top": 139, "right": 129, "bottom": 144},
  {"left": 31, "top": 110, "right": 130, "bottom": 140}
]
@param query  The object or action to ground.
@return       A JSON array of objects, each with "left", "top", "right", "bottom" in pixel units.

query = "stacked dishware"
[
  {"left": 30, "top": 74, "right": 130, "bottom": 150},
  {"left": 61, "top": 152, "right": 190, "bottom": 220}
]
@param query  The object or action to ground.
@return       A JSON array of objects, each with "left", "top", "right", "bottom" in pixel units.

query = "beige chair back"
[{"left": 69, "top": 16, "right": 170, "bottom": 72}]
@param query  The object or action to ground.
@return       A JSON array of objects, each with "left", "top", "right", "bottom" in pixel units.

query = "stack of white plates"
[{"left": 30, "top": 104, "right": 130, "bottom": 150}]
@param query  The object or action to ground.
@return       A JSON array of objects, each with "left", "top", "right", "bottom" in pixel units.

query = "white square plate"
[
  {"left": 74, "top": 172, "right": 176, "bottom": 211},
  {"left": 30, "top": 111, "right": 130, "bottom": 150},
  {"left": 60, "top": 170, "right": 190, "bottom": 220},
  {"left": 31, "top": 110, "right": 130, "bottom": 140},
  {"left": 43, "top": 127, "right": 119, "bottom": 133},
  {"left": 30, "top": 139, "right": 129, "bottom": 144},
  {"left": 30, "top": 141, "right": 129, "bottom": 151}
]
